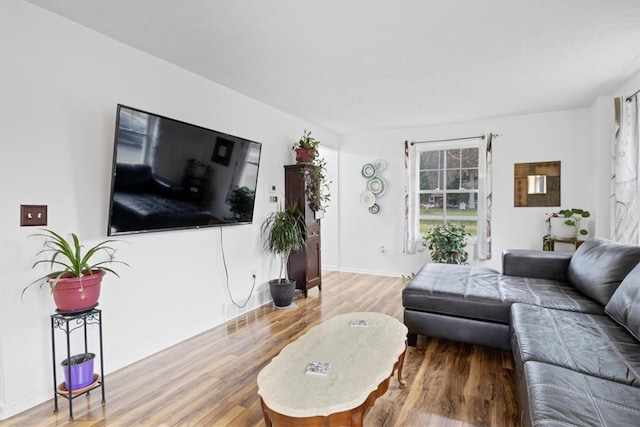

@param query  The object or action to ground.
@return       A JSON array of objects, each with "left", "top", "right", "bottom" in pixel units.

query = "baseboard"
[
  {"left": 328, "top": 266, "right": 402, "bottom": 277},
  {"left": 1, "top": 387, "right": 51, "bottom": 420},
  {"left": 224, "top": 289, "right": 272, "bottom": 321}
]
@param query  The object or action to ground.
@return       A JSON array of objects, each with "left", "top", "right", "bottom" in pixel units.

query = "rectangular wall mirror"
[
  {"left": 514, "top": 161, "right": 560, "bottom": 207},
  {"left": 527, "top": 174, "right": 547, "bottom": 194}
]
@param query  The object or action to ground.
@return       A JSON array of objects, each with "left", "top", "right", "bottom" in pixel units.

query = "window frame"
[{"left": 414, "top": 139, "right": 482, "bottom": 238}]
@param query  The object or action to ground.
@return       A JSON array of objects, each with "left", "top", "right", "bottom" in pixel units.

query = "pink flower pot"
[{"left": 50, "top": 271, "right": 104, "bottom": 312}]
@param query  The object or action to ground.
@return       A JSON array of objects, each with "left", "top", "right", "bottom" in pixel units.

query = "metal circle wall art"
[
  {"left": 360, "top": 190, "right": 376, "bottom": 208},
  {"left": 367, "top": 177, "right": 386, "bottom": 196},
  {"left": 361, "top": 159, "right": 387, "bottom": 214},
  {"left": 361, "top": 163, "right": 376, "bottom": 179}
]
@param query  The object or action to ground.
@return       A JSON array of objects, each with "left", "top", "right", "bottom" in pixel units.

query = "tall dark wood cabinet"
[{"left": 284, "top": 164, "right": 321, "bottom": 297}]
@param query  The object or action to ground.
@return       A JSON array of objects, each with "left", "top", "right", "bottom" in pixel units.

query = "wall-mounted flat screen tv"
[{"left": 107, "top": 104, "right": 262, "bottom": 235}]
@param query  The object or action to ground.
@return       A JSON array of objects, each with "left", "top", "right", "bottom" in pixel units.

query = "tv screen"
[{"left": 107, "top": 104, "right": 262, "bottom": 235}]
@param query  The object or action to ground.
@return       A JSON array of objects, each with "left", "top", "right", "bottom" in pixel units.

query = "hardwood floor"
[{"left": 4, "top": 271, "right": 519, "bottom": 426}]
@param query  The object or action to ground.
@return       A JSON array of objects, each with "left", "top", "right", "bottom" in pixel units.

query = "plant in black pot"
[
  {"left": 23, "top": 229, "right": 128, "bottom": 313},
  {"left": 261, "top": 203, "right": 306, "bottom": 307}
]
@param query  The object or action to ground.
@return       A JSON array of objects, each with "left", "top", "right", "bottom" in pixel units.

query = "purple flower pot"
[{"left": 61, "top": 353, "right": 95, "bottom": 391}]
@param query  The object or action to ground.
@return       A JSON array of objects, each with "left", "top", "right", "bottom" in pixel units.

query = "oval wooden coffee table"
[{"left": 257, "top": 312, "right": 408, "bottom": 427}]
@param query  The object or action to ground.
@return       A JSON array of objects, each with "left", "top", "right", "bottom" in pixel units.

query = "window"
[
  {"left": 116, "top": 109, "right": 159, "bottom": 165},
  {"left": 418, "top": 142, "right": 480, "bottom": 236},
  {"left": 404, "top": 135, "right": 493, "bottom": 260}
]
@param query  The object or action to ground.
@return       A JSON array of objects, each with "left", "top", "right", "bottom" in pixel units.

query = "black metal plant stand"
[{"left": 50, "top": 308, "right": 105, "bottom": 420}]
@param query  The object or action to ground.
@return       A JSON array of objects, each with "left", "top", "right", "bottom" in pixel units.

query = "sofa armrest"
[
  {"left": 151, "top": 174, "right": 185, "bottom": 199},
  {"left": 502, "top": 249, "right": 572, "bottom": 282}
]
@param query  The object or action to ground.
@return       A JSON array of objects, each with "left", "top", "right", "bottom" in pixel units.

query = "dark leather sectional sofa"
[
  {"left": 110, "top": 163, "right": 213, "bottom": 233},
  {"left": 402, "top": 238, "right": 640, "bottom": 426}
]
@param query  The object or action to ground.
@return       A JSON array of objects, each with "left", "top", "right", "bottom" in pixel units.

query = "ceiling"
[{"left": 28, "top": 1, "right": 640, "bottom": 136}]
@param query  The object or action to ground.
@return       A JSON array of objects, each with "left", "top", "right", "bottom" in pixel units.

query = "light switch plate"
[{"left": 20, "top": 205, "right": 48, "bottom": 226}]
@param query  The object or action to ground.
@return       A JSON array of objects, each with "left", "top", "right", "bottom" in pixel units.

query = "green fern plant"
[{"left": 23, "top": 229, "right": 128, "bottom": 298}]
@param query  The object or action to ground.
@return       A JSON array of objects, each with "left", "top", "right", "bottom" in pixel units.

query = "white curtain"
[
  {"left": 611, "top": 95, "right": 640, "bottom": 244},
  {"left": 476, "top": 133, "right": 493, "bottom": 260},
  {"left": 403, "top": 141, "right": 419, "bottom": 253}
]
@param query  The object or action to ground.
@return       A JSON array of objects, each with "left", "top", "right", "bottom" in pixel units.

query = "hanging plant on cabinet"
[
  {"left": 294, "top": 130, "right": 331, "bottom": 213},
  {"left": 306, "top": 157, "right": 331, "bottom": 212}
]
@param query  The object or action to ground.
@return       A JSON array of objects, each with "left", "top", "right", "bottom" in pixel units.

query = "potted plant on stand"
[
  {"left": 547, "top": 208, "right": 591, "bottom": 239},
  {"left": 23, "top": 229, "right": 128, "bottom": 313},
  {"left": 261, "top": 204, "right": 306, "bottom": 308},
  {"left": 60, "top": 352, "right": 96, "bottom": 392}
]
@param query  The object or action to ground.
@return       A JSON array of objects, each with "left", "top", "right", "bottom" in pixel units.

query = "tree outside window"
[{"left": 418, "top": 145, "right": 479, "bottom": 236}]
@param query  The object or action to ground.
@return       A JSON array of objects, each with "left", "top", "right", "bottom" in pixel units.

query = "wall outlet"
[
  {"left": 378, "top": 245, "right": 386, "bottom": 254},
  {"left": 270, "top": 196, "right": 278, "bottom": 203}
]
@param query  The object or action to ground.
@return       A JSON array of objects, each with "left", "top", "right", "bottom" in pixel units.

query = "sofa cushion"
[
  {"left": 114, "top": 163, "right": 153, "bottom": 193},
  {"left": 522, "top": 361, "right": 640, "bottom": 427},
  {"left": 567, "top": 238, "right": 640, "bottom": 306},
  {"left": 402, "top": 264, "right": 507, "bottom": 323},
  {"left": 605, "top": 262, "right": 640, "bottom": 341},
  {"left": 511, "top": 303, "right": 640, "bottom": 387},
  {"left": 403, "top": 264, "right": 604, "bottom": 325}
]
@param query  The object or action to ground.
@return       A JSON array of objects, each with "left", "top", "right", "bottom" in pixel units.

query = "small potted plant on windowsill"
[
  {"left": 23, "top": 229, "right": 128, "bottom": 313},
  {"left": 261, "top": 204, "right": 306, "bottom": 307}
]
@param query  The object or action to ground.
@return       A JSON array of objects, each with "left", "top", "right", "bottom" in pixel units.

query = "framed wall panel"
[{"left": 514, "top": 161, "right": 560, "bottom": 207}]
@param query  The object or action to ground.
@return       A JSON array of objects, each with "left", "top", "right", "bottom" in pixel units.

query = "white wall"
[
  {"left": 0, "top": 1, "right": 338, "bottom": 419},
  {"left": 318, "top": 146, "right": 340, "bottom": 270},
  {"left": 336, "top": 69, "right": 640, "bottom": 276},
  {"left": 338, "top": 109, "right": 592, "bottom": 274}
]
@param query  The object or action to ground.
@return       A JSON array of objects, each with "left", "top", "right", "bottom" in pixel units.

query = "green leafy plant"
[
  {"left": 546, "top": 208, "right": 591, "bottom": 237},
  {"left": 293, "top": 129, "right": 320, "bottom": 154},
  {"left": 62, "top": 353, "right": 95, "bottom": 366},
  {"left": 293, "top": 130, "right": 331, "bottom": 212},
  {"left": 423, "top": 223, "right": 471, "bottom": 264},
  {"left": 306, "top": 159, "right": 331, "bottom": 212},
  {"left": 228, "top": 186, "right": 255, "bottom": 222},
  {"left": 261, "top": 204, "right": 307, "bottom": 284},
  {"left": 23, "top": 229, "right": 128, "bottom": 297},
  {"left": 401, "top": 272, "right": 416, "bottom": 285}
]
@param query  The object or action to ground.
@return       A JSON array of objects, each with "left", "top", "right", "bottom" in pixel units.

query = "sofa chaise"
[
  {"left": 402, "top": 238, "right": 640, "bottom": 426},
  {"left": 110, "top": 163, "right": 213, "bottom": 233}
]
